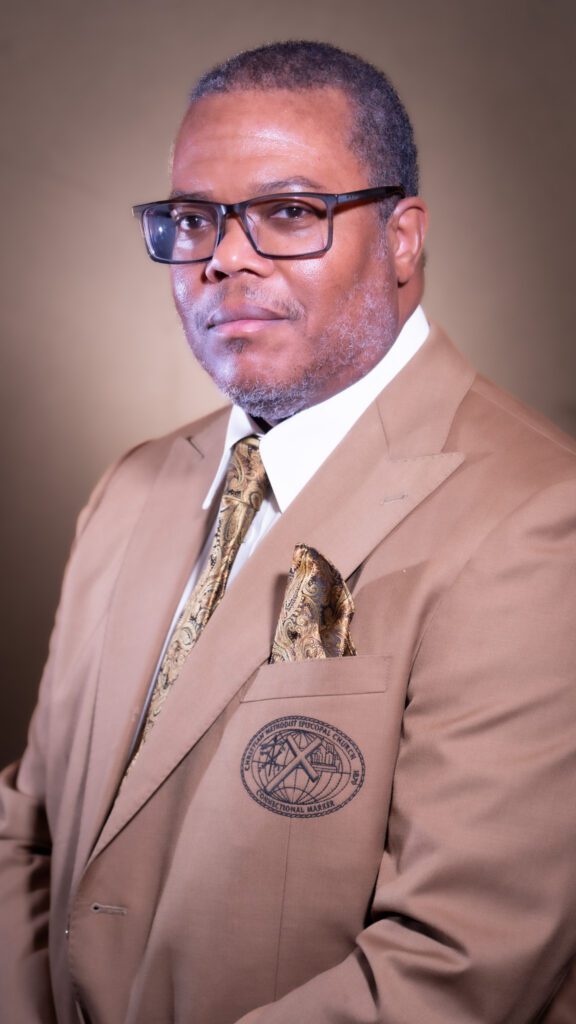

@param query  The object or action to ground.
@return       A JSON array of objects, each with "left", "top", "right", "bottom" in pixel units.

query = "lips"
[{"left": 208, "top": 303, "right": 287, "bottom": 328}]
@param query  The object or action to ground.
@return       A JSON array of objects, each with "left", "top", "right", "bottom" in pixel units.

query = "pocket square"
[{"left": 270, "top": 543, "right": 356, "bottom": 663}]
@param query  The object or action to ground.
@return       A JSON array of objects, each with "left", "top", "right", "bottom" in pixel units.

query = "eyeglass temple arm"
[{"left": 334, "top": 186, "right": 406, "bottom": 205}]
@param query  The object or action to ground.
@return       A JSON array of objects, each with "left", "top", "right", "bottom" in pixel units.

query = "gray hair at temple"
[{"left": 190, "top": 40, "right": 419, "bottom": 201}]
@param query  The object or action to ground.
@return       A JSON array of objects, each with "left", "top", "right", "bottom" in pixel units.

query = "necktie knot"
[{"left": 224, "top": 435, "right": 268, "bottom": 513}]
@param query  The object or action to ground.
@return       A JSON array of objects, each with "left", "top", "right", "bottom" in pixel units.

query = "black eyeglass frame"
[{"left": 132, "top": 185, "right": 406, "bottom": 264}]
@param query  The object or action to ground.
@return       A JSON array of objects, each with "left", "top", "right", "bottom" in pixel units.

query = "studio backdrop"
[{"left": 1, "top": 0, "right": 575, "bottom": 765}]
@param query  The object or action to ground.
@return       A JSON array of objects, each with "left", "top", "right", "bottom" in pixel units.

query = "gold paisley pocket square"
[{"left": 270, "top": 543, "right": 356, "bottom": 663}]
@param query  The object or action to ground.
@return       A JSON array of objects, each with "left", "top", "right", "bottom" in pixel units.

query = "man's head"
[
  {"left": 190, "top": 41, "right": 420, "bottom": 199},
  {"left": 155, "top": 41, "right": 427, "bottom": 423}
]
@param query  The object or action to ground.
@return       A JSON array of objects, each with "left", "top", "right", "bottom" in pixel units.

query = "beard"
[
  {"left": 220, "top": 287, "right": 397, "bottom": 422},
  {"left": 176, "top": 248, "right": 398, "bottom": 423},
  {"left": 221, "top": 374, "right": 330, "bottom": 423}
]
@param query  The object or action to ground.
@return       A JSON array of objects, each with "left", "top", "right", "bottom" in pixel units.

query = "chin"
[{"left": 214, "top": 374, "right": 317, "bottom": 422}]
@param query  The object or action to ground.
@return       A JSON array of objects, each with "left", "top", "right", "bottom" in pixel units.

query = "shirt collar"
[{"left": 202, "top": 305, "right": 429, "bottom": 512}]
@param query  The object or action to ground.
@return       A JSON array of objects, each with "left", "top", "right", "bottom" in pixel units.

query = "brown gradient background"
[{"left": 1, "top": 0, "right": 575, "bottom": 767}]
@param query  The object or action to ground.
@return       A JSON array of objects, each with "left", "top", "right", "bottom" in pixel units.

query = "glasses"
[{"left": 132, "top": 186, "right": 405, "bottom": 264}]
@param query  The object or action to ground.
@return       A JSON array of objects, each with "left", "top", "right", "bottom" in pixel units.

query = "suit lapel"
[
  {"left": 75, "top": 414, "right": 228, "bottom": 874},
  {"left": 91, "top": 326, "right": 473, "bottom": 860}
]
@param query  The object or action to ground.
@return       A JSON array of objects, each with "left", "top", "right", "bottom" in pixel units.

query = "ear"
[{"left": 387, "top": 197, "right": 428, "bottom": 285}]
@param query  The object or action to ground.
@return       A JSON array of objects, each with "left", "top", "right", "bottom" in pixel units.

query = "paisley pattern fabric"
[
  {"left": 270, "top": 543, "right": 356, "bottom": 662},
  {"left": 136, "top": 436, "right": 268, "bottom": 751}
]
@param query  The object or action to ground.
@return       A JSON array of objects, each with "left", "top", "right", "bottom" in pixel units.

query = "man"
[{"left": 1, "top": 39, "right": 575, "bottom": 1024}]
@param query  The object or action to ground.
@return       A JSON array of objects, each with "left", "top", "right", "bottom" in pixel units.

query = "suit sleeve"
[
  {"left": 234, "top": 478, "right": 576, "bottom": 1023},
  {"left": 0, "top": 461, "right": 121, "bottom": 1024}
]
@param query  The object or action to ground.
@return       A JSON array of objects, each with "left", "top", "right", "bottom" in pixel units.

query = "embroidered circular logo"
[{"left": 241, "top": 715, "right": 365, "bottom": 818}]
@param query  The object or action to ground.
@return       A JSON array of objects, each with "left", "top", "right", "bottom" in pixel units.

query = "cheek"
[
  {"left": 171, "top": 270, "right": 185, "bottom": 302},
  {"left": 293, "top": 218, "right": 383, "bottom": 297},
  {"left": 171, "top": 268, "right": 202, "bottom": 316},
  {"left": 284, "top": 260, "right": 348, "bottom": 325}
]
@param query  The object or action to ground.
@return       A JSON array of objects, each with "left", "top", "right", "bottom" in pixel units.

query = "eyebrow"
[
  {"left": 250, "top": 176, "right": 327, "bottom": 193},
  {"left": 169, "top": 176, "right": 327, "bottom": 202}
]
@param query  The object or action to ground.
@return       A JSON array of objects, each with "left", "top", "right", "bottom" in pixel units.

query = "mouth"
[{"left": 207, "top": 303, "right": 289, "bottom": 334}]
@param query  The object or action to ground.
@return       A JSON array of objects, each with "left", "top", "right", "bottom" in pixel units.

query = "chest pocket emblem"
[{"left": 241, "top": 715, "right": 365, "bottom": 818}]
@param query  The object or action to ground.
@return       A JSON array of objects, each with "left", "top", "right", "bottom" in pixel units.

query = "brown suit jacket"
[{"left": 1, "top": 326, "right": 576, "bottom": 1024}]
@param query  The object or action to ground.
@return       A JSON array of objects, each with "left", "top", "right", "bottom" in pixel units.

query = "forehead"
[{"left": 171, "top": 87, "right": 369, "bottom": 197}]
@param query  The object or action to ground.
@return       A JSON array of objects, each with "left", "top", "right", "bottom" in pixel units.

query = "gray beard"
[
  {"left": 213, "top": 294, "right": 397, "bottom": 422},
  {"left": 182, "top": 244, "right": 397, "bottom": 422},
  {"left": 221, "top": 373, "right": 333, "bottom": 423}
]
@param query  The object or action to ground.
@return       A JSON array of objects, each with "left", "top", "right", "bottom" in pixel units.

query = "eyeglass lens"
[{"left": 144, "top": 196, "right": 330, "bottom": 262}]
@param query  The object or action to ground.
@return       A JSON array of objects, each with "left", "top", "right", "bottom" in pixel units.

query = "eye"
[
  {"left": 172, "top": 210, "right": 212, "bottom": 233},
  {"left": 267, "top": 202, "right": 320, "bottom": 222}
]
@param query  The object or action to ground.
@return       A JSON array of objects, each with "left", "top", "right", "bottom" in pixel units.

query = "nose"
[{"left": 204, "top": 215, "right": 274, "bottom": 282}]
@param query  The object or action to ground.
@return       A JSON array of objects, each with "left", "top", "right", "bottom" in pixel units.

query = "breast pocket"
[
  {"left": 240, "top": 653, "right": 390, "bottom": 702},
  {"left": 237, "top": 655, "right": 393, "bottom": 825}
]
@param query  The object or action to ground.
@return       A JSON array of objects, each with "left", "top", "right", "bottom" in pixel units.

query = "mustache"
[{"left": 190, "top": 285, "right": 305, "bottom": 329}]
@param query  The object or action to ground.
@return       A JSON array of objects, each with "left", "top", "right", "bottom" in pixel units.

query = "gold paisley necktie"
[{"left": 135, "top": 435, "right": 268, "bottom": 753}]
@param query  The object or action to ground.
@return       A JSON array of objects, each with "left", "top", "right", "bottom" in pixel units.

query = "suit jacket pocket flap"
[{"left": 240, "top": 654, "right": 390, "bottom": 702}]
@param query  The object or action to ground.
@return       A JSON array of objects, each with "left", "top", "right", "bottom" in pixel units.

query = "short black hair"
[{"left": 190, "top": 40, "right": 419, "bottom": 198}]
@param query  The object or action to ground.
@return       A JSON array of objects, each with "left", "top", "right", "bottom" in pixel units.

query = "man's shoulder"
[
  {"left": 77, "top": 404, "right": 231, "bottom": 538},
  {"left": 382, "top": 322, "right": 575, "bottom": 532},
  {"left": 380, "top": 322, "right": 576, "bottom": 492},
  {"left": 468, "top": 373, "right": 576, "bottom": 455},
  {"left": 139, "top": 404, "right": 231, "bottom": 458},
  {"left": 453, "top": 368, "right": 576, "bottom": 493},
  {"left": 413, "top": 344, "right": 575, "bottom": 547},
  {"left": 114, "top": 403, "right": 230, "bottom": 481}
]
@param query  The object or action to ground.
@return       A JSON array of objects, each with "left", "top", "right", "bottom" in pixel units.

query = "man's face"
[{"left": 171, "top": 87, "right": 400, "bottom": 423}]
